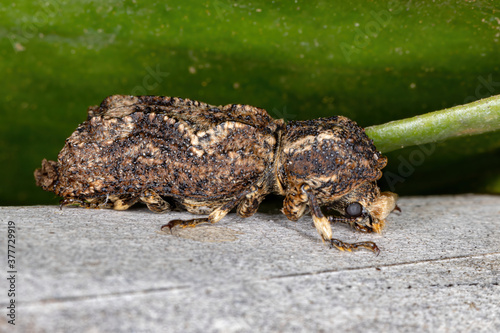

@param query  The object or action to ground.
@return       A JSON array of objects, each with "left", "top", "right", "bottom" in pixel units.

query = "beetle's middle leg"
[
  {"left": 236, "top": 185, "right": 267, "bottom": 218},
  {"left": 281, "top": 183, "right": 309, "bottom": 221},
  {"left": 161, "top": 188, "right": 252, "bottom": 231},
  {"left": 301, "top": 185, "right": 380, "bottom": 255},
  {"left": 110, "top": 195, "right": 139, "bottom": 211},
  {"left": 140, "top": 190, "right": 171, "bottom": 213}
]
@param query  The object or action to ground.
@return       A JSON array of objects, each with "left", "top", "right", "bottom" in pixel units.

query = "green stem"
[{"left": 365, "top": 94, "right": 500, "bottom": 153}]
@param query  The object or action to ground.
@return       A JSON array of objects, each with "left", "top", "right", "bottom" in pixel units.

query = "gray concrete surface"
[{"left": 1, "top": 195, "right": 499, "bottom": 332}]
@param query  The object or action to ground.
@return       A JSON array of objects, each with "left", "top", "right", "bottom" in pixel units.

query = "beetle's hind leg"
[
  {"left": 140, "top": 190, "right": 171, "bottom": 213},
  {"left": 60, "top": 196, "right": 114, "bottom": 209},
  {"left": 60, "top": 197, "right": 88, "bottom": 209},
  {"left": 301, "top": 185, "right": 380, "bottom": 255}
]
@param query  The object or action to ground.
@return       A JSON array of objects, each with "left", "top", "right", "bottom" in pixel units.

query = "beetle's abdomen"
[{"left": 54, "top": 111, "right": 277, "bottom": 200}]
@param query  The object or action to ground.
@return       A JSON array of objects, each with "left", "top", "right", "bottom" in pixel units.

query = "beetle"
[{"left": 35, "top": 95, "right": 398, "bottom": 253}]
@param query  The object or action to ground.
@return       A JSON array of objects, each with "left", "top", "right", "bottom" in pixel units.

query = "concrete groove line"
[
  {"left": 16, "top": 252, "right": 500, "bottom": 308},
  {"left": 6, "top": 285, "right": 191, "bottom": 308},
  {"left": 266, "top": 251, "right": 500, "bottom": 280}
]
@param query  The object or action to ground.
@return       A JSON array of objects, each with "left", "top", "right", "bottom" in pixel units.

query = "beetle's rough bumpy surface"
[{"left": 35, "top": 95, "right": 398, "bottom": 253}]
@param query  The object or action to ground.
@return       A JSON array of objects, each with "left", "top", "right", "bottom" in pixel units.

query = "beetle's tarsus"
[
  {"left": 161, "top": 218, "right": 210, "bottom": 231},
  {"left": 329, "top": 238, "right": 380, "bottom": 255}
]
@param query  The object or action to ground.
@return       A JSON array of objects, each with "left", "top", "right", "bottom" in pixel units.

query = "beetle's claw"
[{"left": 161, "top": 220, "right": 179, "bottom": 231}]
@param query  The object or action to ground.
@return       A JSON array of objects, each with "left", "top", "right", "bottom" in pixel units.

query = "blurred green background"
[{"left": 1, "top": 0, "right": 499, "bottom": 206}]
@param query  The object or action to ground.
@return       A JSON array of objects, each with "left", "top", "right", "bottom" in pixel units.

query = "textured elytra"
[{"left": 35, "top": 95, "right": 398, "bottom": 253}]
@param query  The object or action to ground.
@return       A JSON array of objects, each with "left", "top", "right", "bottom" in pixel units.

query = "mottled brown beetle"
[{"left": 35, "top": 95, "right": 398, "bottom": 253}]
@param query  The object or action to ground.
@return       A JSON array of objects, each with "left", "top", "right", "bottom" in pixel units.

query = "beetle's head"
[{"left": 326, "top": 182, "right": 398, "bottom": 233}]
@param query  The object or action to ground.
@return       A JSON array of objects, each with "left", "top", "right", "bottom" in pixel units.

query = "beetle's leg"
[
  {"left": 60, "top": 197, "right": 87, "bottom": 209},
  {"left": 236, "top": 185, "right": 267, "bottom": 218},
  {"left": 140, "top": 190, "right": 171, "bottom": 213},
  {"left": 300, "top": 184, "right": 333, "bottom": 242},
  {"left": 302, "top": 185, "right": 380, "bottom": 254},
  {"left": 161, "top": 218, "right": 210, "bottom": 231},
  {"left": 111, "top": 195, "right": 139, "bottom": 211},
  {"left": 60, "top": 197, "right": 113, "bottom": 209},
  {"left": 162, "top": 189, "right": 250, "bottom": 231},
  {"left": 281, "top": 183, "right": 309, "bottom": 221},
  {"left": 329, "top": 239, "right": 380, "bottom": 255},
  {"left": 328, "top": 216, "right": 373, "bottom": 233},
  {"left": 85, "top": 196, "right": 114, "bottom": 209}
]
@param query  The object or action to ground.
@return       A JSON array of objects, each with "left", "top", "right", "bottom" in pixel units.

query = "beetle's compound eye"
[{"left": 345, "top": 202, "right": 363, "bottom": 218}]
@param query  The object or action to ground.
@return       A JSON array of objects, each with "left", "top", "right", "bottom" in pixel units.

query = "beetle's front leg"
[
  {"left": 328, "top": 216, "right": 373, "bottom": 233},
  {"left": 301, "top": 185, "right": 380, "bottom": 255},
  {"left": 300, "top": 184, "right": 332, "bottom": 242},
  {"left": 329, "top": 238, "right": 380, "bottom": 255}
]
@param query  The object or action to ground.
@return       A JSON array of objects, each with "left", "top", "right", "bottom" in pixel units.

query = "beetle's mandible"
[{"left": 35, "top": 95, "right": 398, "bottom": 253}]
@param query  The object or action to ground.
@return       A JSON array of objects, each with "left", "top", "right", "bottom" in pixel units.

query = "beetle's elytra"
[{"left": 35, "top": 95, "right": 398, "bottom": 253}]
